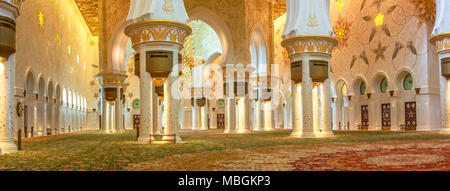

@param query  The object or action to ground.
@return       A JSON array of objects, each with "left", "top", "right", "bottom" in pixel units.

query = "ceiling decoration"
[
  {"left": 273, "top": 0, "right": 286, "bottom": 20},
  {"left": 74, "top": 0, "right": 99, "bottom": 36}
]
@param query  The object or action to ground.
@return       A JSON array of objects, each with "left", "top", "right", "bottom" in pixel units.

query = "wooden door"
[
  {"left": 217, "top": 114, "right": 225, "bottom": 128},
  {"left": 361, "top": 105, "right": 369, "bottom": 130},
  {"left": 405, "top": 102, "right": 417, "bottom": 130},
  {"left": 381, "top": 104, "right": 391, "bottom": 131}
]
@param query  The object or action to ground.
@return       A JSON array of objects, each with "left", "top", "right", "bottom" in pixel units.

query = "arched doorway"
[
  {"left": 47, "top": 80, "right": 54, "bottom": 135},
  {"left": 38, "top": 76, "right": 46, "bottom": 136},
  {"left": 24, "top": 71, "right": 35, "bottom": 137},
  {"left": 335, "top": 80, "right": 350, "bottom": 130}
]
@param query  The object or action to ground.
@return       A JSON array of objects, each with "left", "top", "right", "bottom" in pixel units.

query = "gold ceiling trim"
[
  {"left": 273, "top": 0, "right": 286, "bottom": 20},
  {"left": 74, "top": 0, "right": 99, "bottom": 36}
]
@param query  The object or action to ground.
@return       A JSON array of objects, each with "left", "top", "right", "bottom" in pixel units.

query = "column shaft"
[
  {"left": 137, "top": 51, "right": 151, "bottom": 144},
  {"left": 162, "top": 77, "right": 181, "bottom": 143},
  {"left": 0, "top": 58, "right": 17, "bottom": 154},
  {"left": 224, "top": 98, "right": 236, "bottom": 133},
  {"left": 321, "top": 79, "right": 334, "bottom": 137},
  {"left": 210, "top": 109, "right": 217, "bottom": 129},
  {"left": 201, "top": 106, "right": 208, "bottom": 130},
  {"left": 300, "top": 58, "right": 315, "bottom": 138},
  {"left": 254, "top": 99, "right": 263, "bottom": 131},
  {"left": 237, "top": 98, "right": 250, "bottom": 133},
  {"left": 101, "top": 90, "right": 108, "bottom": 133}
]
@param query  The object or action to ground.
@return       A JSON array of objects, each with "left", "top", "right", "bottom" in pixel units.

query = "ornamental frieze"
[
  {"left": 431, "top": 33, "right": 450, "bottom": 54},
  {"left": 125, "top": 20, "right": 192, "bottom": 47},
  {"left": 281, "top": 35, "right": 338, "bottom": 56},
  {"left": 436, "top": 38, "right": 450, "bottom": 53}
]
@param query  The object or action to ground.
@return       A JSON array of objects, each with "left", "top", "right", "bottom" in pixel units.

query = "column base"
[
  {"left": 290, "top": 131, "right": 316, "bottom": 138},
  {"left": 137, "top": 136, "right": 152, "bottom": 144},
  {"left": 252, "top": 128, "right": 263, "bottom": 131},
  {"left": 200, "top": 126, "right": 208, "bottom": 130},
  {"left": 0, "top": 138, "right": 18, "bottom": 155},
  {"left": 223, "top": 129, "right": 236, "bottom": 134},
  {"left": 192, "top": 127, "right": 202, "bottom": 130},
  {"left": 263, "top": 127, "right": 275, "bottom": 131},
  {"left": 440, "top": 128, "right": 450, "bottom": 134},
  {"left": 319, "top": 131, "right": 335, "bottom": 138},
  {"left": 115, "top": 129, "right": 124, "bottom": 134},
  {"left": 237, "top": 128, "right": 251, "bottom": 134},
  {"left": 161, "top": 134, "right": 182, "bottom": 144}
]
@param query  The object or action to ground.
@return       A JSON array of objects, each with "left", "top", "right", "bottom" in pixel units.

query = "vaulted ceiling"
[
  {"left": 73, "top": 0, "right": 286, "bottom": 36},
  {"left": 74, "top": 0, "right": 99, "bottom": 36}
]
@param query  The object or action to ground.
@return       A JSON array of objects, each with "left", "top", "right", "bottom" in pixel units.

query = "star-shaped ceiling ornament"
[
  {"left": 373, "top": 41, "right": 388, "bottom": 61},
  {"left": 374, "top": 13, "right": 384, "bottom": 26},
  {"left": 128, "top": 92, "right": 134, "bottom": 99},
  {"left": 93, "top": 93, "right": 99, "bottom": 99}
]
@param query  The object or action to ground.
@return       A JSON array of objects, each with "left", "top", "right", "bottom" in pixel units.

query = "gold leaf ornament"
[{"left": 163, "top": 0, "right": 174, "bottom": 13}]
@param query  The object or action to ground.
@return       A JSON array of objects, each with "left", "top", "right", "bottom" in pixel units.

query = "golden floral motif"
[
  {"left": 410, "top": 0, "right": 436, "bottom": 28},
  {"left": 436, "top": 38, "right": 450, "bottom": 53},
  {"left": 281, "top": 36, "right": 338, "bottom": 56},
  {"left": 307, "top": 0, "right": 318, "bottom": 28},
  {"left": 333, "top": 16, "right": 351, "bottom": 46}
]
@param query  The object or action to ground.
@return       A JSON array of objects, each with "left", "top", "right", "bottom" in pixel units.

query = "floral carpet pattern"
[
  {"left": 1, "top": 130, "right": 450, "bottom": 171},
  {"left": 127, "top": 140, "right": 450, "bottom": 171}
]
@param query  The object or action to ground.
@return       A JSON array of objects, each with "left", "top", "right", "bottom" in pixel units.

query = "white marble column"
[
  {"left": 137, "top": 51, "right": 151, "bottom": 143},
  {"left": 431, "top": 0, "right": 450, "bottom": 134},
  {"left": 312, "top": 85, "right": 320, "bottom": 133},
  {"left": 0, "top": 57, "right": 17, "bottom": 154},
  {"left": 290, "top": 83, "right": 303, "bottom": 136},
  {"left": 300, "top": 58, "right": 315, "bottom": 138},
  {"left": 192, "top": 99, "right": 201, "bottom": 130},
  {"left": 162, "top": 76, "right": 182, "bottom": 143},
  {"left": 253, "top": 98, "right": 263, "bottom": 131},
  {"left": 101, "top": 89, "right": 108, "bottom": 134},
  {"left": 263, "top": 100, "right": 274, "bottom": 131},
  {"left": 415, "top": 93, "right": 440, "bottom": 131},
  {"left": 321, "top": 78, "right": 334, "bottom": 137},
  {"left": 442, "top": 79, "right": 450, "bottom": 134},
  {"left": 224, "top": 97, "right": 236, "bottom": 133},
  {"left": 115, "top": 87, "right": 122, "bottom": 133},
  {"left": 201, "top": 105, "right": 208, "bottom": 130},
  {"left": 153, "top": 91, "right": 160, "bottom": 135},
  {"left": 390, "top": 94, "right": 399, "bottom": 131},
  {"left": 210, "top": 108, "right": 217, "bottom": 129},
  {"left": 237, "top": 98, "right": 250, "bottom": 133}
]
